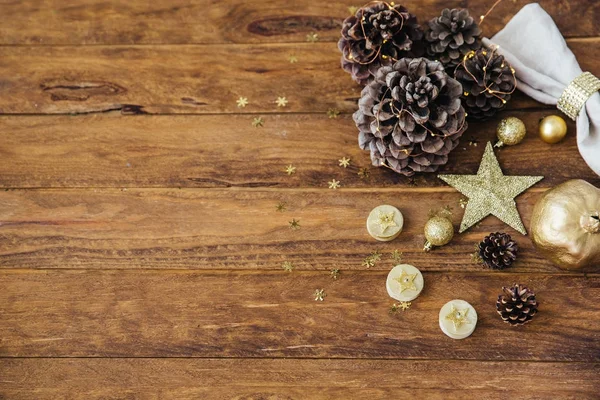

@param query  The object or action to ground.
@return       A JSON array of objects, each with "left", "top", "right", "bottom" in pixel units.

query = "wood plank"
[
  {"left": 0, "top": 188, "right": 592, "bottom": 272},
  {"left": 1, "top": 359, "right": 598, "bottom": 399},
  {"left": 0, "top": 0, "right": 596, "bottom": 45},
  {"left": 0, "top": 270, "right": 598, "bottom": 359},
  {"left": 0, "top": 40, "right": 596, "bottom": 115},
  {"left": 2, "top": 112, "right": 598, "bottom": 189}
]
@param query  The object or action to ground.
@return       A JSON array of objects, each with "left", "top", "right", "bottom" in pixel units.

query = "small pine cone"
[
  {"left": 424, "top": 8, "right": 482, "bottom": 71},
  {"left": 478, "top": 232, "right": 518, "bottom": 270},
  {"left": 454, "top": 49, "right": 516, "bottom": 121},
  {"left": 338, "top": 1, "right": 424, "bottom": 85},
  {"left": 496, "top": 284, "right": 538, "bottom": 325}
]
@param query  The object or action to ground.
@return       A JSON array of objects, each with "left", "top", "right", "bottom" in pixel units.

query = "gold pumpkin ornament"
[{"left": 530, "top": 179, "right": 600, "bottom": 270}]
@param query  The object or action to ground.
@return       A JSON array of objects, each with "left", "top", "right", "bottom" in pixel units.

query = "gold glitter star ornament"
[
  {"left": 386, "top": 264, "right": 424, "bottom": 302},
  {"left": 439, "top": 142, "right": 543, "bottom": 235}
]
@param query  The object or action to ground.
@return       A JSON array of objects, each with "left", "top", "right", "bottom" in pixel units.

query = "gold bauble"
[
  {"left": 423, "top": 216, "right": 454, "bottom": 251},
  {"left": 495, "top": 117, "right": 526, "bottom": 147},
  {"left": 538, "top": 115, "right": 567, "bottom": 144},
  {"left": 530, "top": 179, "right": 600, "bottom": 271}
]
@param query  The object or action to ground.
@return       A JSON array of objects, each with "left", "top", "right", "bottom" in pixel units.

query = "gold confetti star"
[
  {"left": 330, "top": 268, "right": 340, "bottom": 280},
  {"left": 358, "top": 167, "right": 370, "bottom": 179},
  {"left": 459, "top": 198, "right": 469, "bottom": 209},
  {"left": 338, "top": 157, "right": 351, "bottom": 168},
  {"left": 289, "top": 219, "right": 300, "bottom": 230},
  {"left": 445, "top": 304, "right": 471, "bottom": 331},
  {"left": 376, "top": 210, "right": 397, "bottom": 235},
  {"left": 306, "top": 32, "right": 319, "bottom": 42},
  {"left": 394, "top": 269, "right": 417, "bottom": 293},
  {"left": 328, "top": 179, "right": 340, "bottom": 189},
  {"left": 362, "top": 251, "right": 381, "bottom": 268},
  {"left": 284, "top": 165, "right": 296, "bottom": 175},
  {"left": 439, "top": 142, "right": 543, "bottom": 234},
  {"left": 282, "top": 261, "right": 294, "bottom": 272},
  {"left": 252, "top": 117, "right": 264, "bottom": 128},
  {"left": 327, "top": 108, "right": 340, "bottom": 119},
  {"left": 236, "top": 97, "right": 248, "bottom": 108},
  {"left": 389, "top": 301, "right": 411, "bottom": 314},
  {"left": 390, "top": 250, "right": 403, "bottom": 263},
  {"left": 276, "top": 202, "right": 287, "bottom": 212},
  {"left": 348, "top": 5, "right": 358, "bottom": 14},
  {"left": 288, "top": 55, "right": 298, "bottom": 63},
  {"left": 275, "top": 96, "right": 288, "bottom": 107},
  {"left": 314, "top": 289, "right": 326, "bottom": 301}
]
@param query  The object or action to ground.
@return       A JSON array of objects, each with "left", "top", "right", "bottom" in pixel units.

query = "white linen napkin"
[{"left": 482, "top": 3, "right": 600, "bottom": 176}]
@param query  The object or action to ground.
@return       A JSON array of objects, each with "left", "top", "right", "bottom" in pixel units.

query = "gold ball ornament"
[
  {"left": 495, "top": 117, "right": 526, "bottom": 147},
  {"left": 538, "top": 115, "right": 567, "bottom": 144},
  {"left": 423, "top": 216, "right": 454, "bottom": 251}
]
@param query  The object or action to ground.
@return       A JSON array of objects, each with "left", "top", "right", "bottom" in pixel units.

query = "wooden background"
[{"left": 0, "top": 0, "right": 599, "bottom": 398}]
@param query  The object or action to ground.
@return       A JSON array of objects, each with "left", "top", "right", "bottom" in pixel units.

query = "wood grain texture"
[
  {"left": 0, "top": 270, "right": 598, "bottom": 359},
  {"left": 1, "top": 111, "right": 598, "bottom": 189},
  {"left": 1, "top": 359, "right": 598, "bottom": 399},
  {"left": 0, "top": 188, "right": 584, "bottom": 272},
  {"left": 0, "top": 39, "right": 597, "bottom": 115},
  {"left": 0, "top": 0, "right": 597, "bottom": 45}
]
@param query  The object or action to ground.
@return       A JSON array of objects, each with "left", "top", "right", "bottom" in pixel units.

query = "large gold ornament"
[
  {"left": 530, "top": 179, "right": 600, "bottom": 270},
  {"left": 439, "top": 142, "right": 543, "bottom": 235},
  {"left": 495, "top": 117, "right": 526, "bottom": 147},
  {"left": 538, "top": 115, "right": 567, "bottom": 144}
]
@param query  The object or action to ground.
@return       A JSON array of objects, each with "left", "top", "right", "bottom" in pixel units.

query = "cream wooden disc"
[
  {"left": 439, "top": 299, "right": 477, "bottom": 340},
  {"left": 366, "top": 205, "right": 403, "bottom": 241},
  {"left": 386, "top": 264, "right": 424, "bottom": 302}
]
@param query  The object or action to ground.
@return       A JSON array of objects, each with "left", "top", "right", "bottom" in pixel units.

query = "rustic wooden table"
[{"left": 0, "top": 0, "right": 599, "bottom": 398}]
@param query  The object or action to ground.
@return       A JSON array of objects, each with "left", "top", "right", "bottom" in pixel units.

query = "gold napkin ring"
[{"left": 557, "top": 72, "right": 600, "bottom": 120}]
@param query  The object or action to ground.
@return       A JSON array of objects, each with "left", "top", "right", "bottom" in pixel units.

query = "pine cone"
[
  {"left": 496, "top": 284, "right": 538, "bottom": 325},
  {"left": 338, "top": 2, "right": 424, "bottom": 85},
  {"left": 424, "top": 8, "right": 482, "bottom": 71},
  {"left": 478, "top": 232, "right": 518, "bottom": 270},
  {"left": 454, "top": 49, "right": 516, "bottom": 121},
  {"left": 353, "top": 58, "right": 467, "bottom": 176}
]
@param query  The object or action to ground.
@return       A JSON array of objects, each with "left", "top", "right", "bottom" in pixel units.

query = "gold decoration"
[
  {"left": 459, "top": 198, "right": 468, "bottom": 209},
  {"left": 393, "top": 269, "right": 417, "bottom": 293},
  {"left": 445, "top": 304, "right": 471, "bottom": 332},
  {"left": 289, "top": 219, "right": 301, "bottom": 230},
  {"left": 557, "top": 72, "right": 600, "bottom": 120},
  {"left": 362, "top": 251, "right": 381, "bottom": 268},
  {"left": 284, "top": 165, "right": 296, "bottom": 175},
  {"left": 314, "top": 289, "right": 326, "bottom": 301},
  {"left": 306, "top": 32, "right": 319, "bottom": 42},
  {"left": 288, "top": 55, "right": 298, "bottom": 63},
  {"left": 439, "top": 142, "right": 543, "bottom": 235},
  {"left": 282, "top": 261, "right": 294, "bottom": 272},
  {"left": 328, "top": 179, "right": 340, "bottom": 189},
  {"left": 390, "top": 250, "right": 403, "bottom": 263},
  {"left": 376, "top": 210, "right": 397, "bottom": 235},
  {"left": 358, "top": 167, "right": 370, "bottom": 179},
  {"left": 252, "top": 117, "right": 264, "bottom": 128},
  {"left": 236, "top": 97, "right": 249, "bottom": 108},
  {"left": 330, "top": 268, "right": 340, "bottom": 280},
  {"left": 390, "top": 301, "right": 411, "bottom": 313},
  {"left": 275, "top": 97, "right": 288, "bottom": 107},
  {"left": 338, "top": 157, "right": 351, "bottom": 168},
  {"left": 530, "top": 179, "right": 600, "bottom": 270},
  {"left": 327, "top": 108, "right": 340, "bottom": 119},
  {"left": 539, "top": 115, "right": 567, "bottom": 144},
  {"left": 495, "top": 117, "right": 526, "bottom": 147},
  {"left": 276, "top": 202, "right": 287, "bottom": 212},
  {"left": 468, "top": 136, "right": 479, "bottom": 147},
  {"left": 423, "top": 216, "right": 454, "bottom": 251}
]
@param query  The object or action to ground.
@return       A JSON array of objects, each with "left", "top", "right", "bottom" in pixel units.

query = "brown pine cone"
[
  {"left": 425, "top": 8, "right": 482, "bottom": 71},
  {"left": 478, "top": 232, "right": 518, "bottom": 270},
  {"left": 353, "top": 58, "right": 467, "bottom": 176},
  {"left": 496, "top": 284, "right": 538, "bottom": 325},
  {"left": 338, "top": 2, "right": 424, "bottom": 85},
  {"left": 454, "top": 49, "right": 516, "bottom": 121}
]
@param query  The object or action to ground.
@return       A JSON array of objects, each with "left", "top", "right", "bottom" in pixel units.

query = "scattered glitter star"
[
  {"left": 439, "top": 142, "right": 543, "bottom": 234},
  {"left": 252, "top": 117, "right": 264, "bottom": 128},
  {"left": 282, "top": 261, "right": 294, "bottom": 272},
  {"left": 288, "top": 55, "right": 298, "bottom": 63},
  {"left": 330, "top": 268, "right": 340, "bottom": 280},
  {"left": 284, "top": 165, "right": 296, "bottom": 175},
  {"left": 236, "top": 97, "right": 248, "bottom": 108},
  {"left": 376, "top": 210, "right": 397, "bottom": 235},
  {"left": 338, "top": 157, "right": 351, "bottom": 168},
  {"left": 314, "top": 289, "right": 326, "bottom": 301},
  {"left": 289, "top": 219, "right": 301, "bottom": 230},
  {"left": 328, "top": 179, "right": 340, "bottom": 189},
  {"left": 459, "top": 198, "right": 469, "bottom": 209},
  {"left": 469, "top": 136, "right": 479, "bottom": 147},
  {"left": 348, "top": 5, "right": 358, "bottom": 14},
  {"left": 362, "top": 251, "right": 381, "bottom": 268},
  {"left": 389, "top": 301, "right": 411, "bottom": 314},
  {"left": 275, "top": 97, "right": 288, "bottom": 107},
  {"left": 390, "top": 250, "right": 403, "bottom": 263},
  {"left": 276, "top": 202, "right": 287, "bottom": 212},
  {"left": 327, "top": 108, "right": 340, "bottom": 119},
  {"left": 358, "top": 167, "right": 370, "bottom": 179},
  {"left": 394, "top": 268, "right": 417, "bottom": 293},
  {"left": 306, "top": 32, "right": 319, "bottom": 42},
  {"left": 445, "top": 304, "right": 471, "bottom": 331}
]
